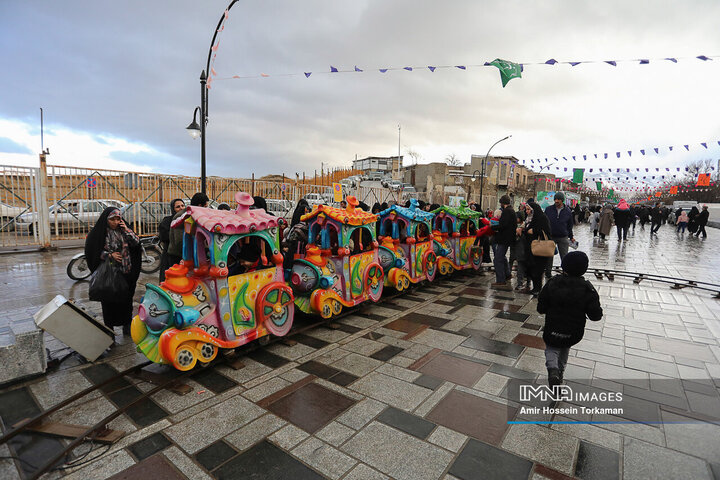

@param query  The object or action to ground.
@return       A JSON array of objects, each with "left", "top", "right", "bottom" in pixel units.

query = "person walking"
[
  {"left": 491, "top": 195, "right": 516, "bottom": 290},
  {"left": 282, "top": 199, "right": 311, "bottom": 270},
  {"left": 158, "top": 198, "right": 185, "bottom": 282},
  {"left": 85, "top": 208, "right": 141, "bottom": 335},
  {"left": 537, "top": 251, "right": 603, "bottom": 386},
  {"left": 695, "top": 205, "right": 709, "bottom": 238},
  {"left": 544, "top": 192, "right": 575, "bottom": 279},
  {"left": 638, "top": 206, "right": 649, "bottom": 228},
  {"left": 676, "top": 210, "right": 689, "bottom": 233},
  {"left": 597, "top": 204, "right": 614, "bottom": 240},
  {"left": 521, "top": 202, "right": 552, "bottom": 295},
  {"left": 650, "top": 202, "right": 662, "bottom": 234},
  {"left": 688, "top": 206, "right": 700, "bottom": 235},
  {"left": 589, "top": 206, "right": 600, "bottom": 237},
  {"left": 168, "top": 192, "right": 208, "bottom": 264},
  {"left": 629, "top": 204, "right": 637, "bottom": 231},
  {"left": 613, "top": 199, "right": 632, "bottom": 241}
]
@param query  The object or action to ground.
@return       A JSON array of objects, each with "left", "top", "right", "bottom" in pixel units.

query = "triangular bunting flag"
[
  {"left": 428, "top": 66, "right": 436, "bottom": 72},
  {"left": 330, "top": 66, "right": 338, "bottom": 73}
]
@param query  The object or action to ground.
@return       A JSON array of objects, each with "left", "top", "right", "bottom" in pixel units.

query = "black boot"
[
  {"left": 548, "top": 368, "right": 562, "bottom": 387},
  {"left": 122, "top": 324, "right": 131, "bottom": 335}
]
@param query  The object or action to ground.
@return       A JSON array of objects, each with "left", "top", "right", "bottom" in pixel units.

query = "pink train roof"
[{"left": 171, "top": 192, "right": 279, "bottom": 234}]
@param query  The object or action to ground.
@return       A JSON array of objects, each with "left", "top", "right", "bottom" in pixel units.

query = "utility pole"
[{"left": 397, "top": 124, "right": 401, "bottom": 180}]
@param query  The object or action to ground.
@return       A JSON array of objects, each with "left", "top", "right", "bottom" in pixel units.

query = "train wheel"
[
  {"left": 471, "top": 246, "right": 482, "bottom": 270},
  {"left": 331, "top": 298, "right": 343, "bottom": 316},
  {"left": 439, "top": 262, "right": 450, "bottom": 276},
  {"left": 425, "top": 251, "right": 437, "bottom": 282},
  {"left": 198, "top": 343, "right": 217, "bottom": 363},
  {"left": 394, "top": 274, "right": 405, "bottom": 292},
  {"left": 401, "top": 275, "right": 410, "bottom": 290},
  {"left": 173, "top": 344, "right": 197, "bottom": 371},
  {"left": 257, "top": 284, "right": 295, "bottom": 336},
  {"left": 320, "top": 298, "right": 334, "bottom": 319},
  {"left": 365, "top": 264, "right": 384, "bottom": 302}
]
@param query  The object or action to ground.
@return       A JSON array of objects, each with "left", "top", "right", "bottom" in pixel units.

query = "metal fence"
[{"left": 0, "top": 165, "right": 402, "bottom": 248}]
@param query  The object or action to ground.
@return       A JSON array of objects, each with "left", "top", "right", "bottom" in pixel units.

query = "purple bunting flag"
[
  {"left": 604, "top": 153, "right": 608, "bottom": 159},
  {"left": 569, "top": 62, "right": 582, "bottom": 66},
  {"left": 697, "top": 55, "right": 711, "bottom": 61},
  {"left": 330, "top": 66, "right": 338, "bottom": 73},
  {"left": 455, "top": 66, "right": 466, "bottom": 70},
  {"left": 583, "top": 155, "right": 587, "bottom": 160},
  {"left": 545, "top": 59, "right": 557, "bottom": 65},
  {"left": 572, "top": 156, "right": 576, "bottom": 160},
  {"left": 701, "top": 142, "right": 707, "bottom": 148},
  {"left": 640, "top": 149, "right": 645, "bottom": 155},
  {"left": 594, "top": 154, "right": 597, "bottom": 159},
  {"left": 404, "top": 67, "right": 413, "bottom": 71},
  {"left": 616, "top": 152, "right": 620, "bottom": 158},
  {"left": 379, "top": 69, "right": 388, "bottom": 73},
  {"left": 605, "top": 60, "right": 617, "bottom": 66},
  {"left": 654, "top": 148, "right": 659, "bottom": 154},
  {"left": 684, "top": 145, "right": 689, "bottom": 150},
  {"left": 665, "top": 58, "right": 678, "bottom": 63},
  {"left": 628, "top": 151, "right": 632, "bottom": 157},
  {"left": 304, "top": 72, "right": 312, "bottom": 78},
  {"left": 354, "top": 66, "right": 363, "bottom": 72},
  {"left": 639, "top": 59, "right": 650, "bottom": 64},
  {"left": 428, "top": 66, "right": 436, "bottom": 72},
  {"left": 669, "top": 146, "right": 673, "bottom": 151}
]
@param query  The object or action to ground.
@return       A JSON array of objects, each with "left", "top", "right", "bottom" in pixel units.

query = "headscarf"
[
  {"left": 252, "top": 196, "right": 267, "bottom": 211},
  {"left": 169, "top": 198, "right": 183, "bottom": 213},
  {"left": 290, "top": 199, "right": 310, "bottom": 227},
  {"left": 617, "top": 199, "right": 630, "bottom": 210},
  {"left": 84, "top": 206, "right": 141, "bottom": 280}
]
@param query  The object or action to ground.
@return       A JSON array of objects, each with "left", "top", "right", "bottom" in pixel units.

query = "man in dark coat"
[
  {"left": 696, "top": 205, "right": 710, "bottom": 238},
  {"left": 491, "top": 195, "right": 516, "bottom": 290},
  {"left": 544, "top": 192, "right": 575, "bottom": 279},
  {"left": 650, "top": 202, "right": 662, "bottom": 234}
]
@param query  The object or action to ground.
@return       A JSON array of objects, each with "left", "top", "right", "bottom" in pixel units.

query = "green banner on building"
[{"left": 572, "top": 168, "right": 585, "bottom": 184}]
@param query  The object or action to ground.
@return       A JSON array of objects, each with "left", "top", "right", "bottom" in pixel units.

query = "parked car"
[
  {"left": 121, "top": 202, "right": 169, "bottom": 235},
  {"left": 0, "top": 202, "right": 31, "bottom": 231},
  {"left": 305, "top": 193, "right": 330, "bottom": 207},
  {"left": 368, "top": 172, "right": 383, "bottom": 182},
  {"left": 388, "top": 180, "right": 403, "bottom": 191},
  {"left": 15, "top": 199, "right": 126, "bottom": 235},
  {"left": 265, "top": 199, "right": 294, "bottom": 219}
]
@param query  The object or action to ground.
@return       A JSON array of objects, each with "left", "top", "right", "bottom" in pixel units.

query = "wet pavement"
[{"left": 0, "top": 221, "right": 718, "bottom": 479}]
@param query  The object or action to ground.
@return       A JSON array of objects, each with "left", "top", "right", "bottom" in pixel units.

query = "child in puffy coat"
[{"left": 537, "top": 251, "right": 603, "bottom": 386}]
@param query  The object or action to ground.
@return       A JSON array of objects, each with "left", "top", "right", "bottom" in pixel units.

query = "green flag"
[
  {"left": 572, "top": 168, "right": 584, "bottom": 184},
  {"left": 595, "top": 181, "right": 602, "bottom": 190},
  {"left": 608, "top": 189, "right": 615, "bottom": 199},
  {"left": 489, "top": 59, "right": 522, "bottom": 87}
]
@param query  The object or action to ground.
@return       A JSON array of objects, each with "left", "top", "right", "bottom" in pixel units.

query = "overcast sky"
[{"left": 1, "top": 0, "right": 719, "bottom": 191}]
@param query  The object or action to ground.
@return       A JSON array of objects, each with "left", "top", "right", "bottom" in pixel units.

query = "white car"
[
  {"left": 265, "top": 199, "right": 294, "bottom": 219},
  {"left": 388, "top": 180, "right": 403, "bottom": 191},
  {"left": 15, "top": 199, "right": 126, "bottom": 235},
  {"left": 305, "top": 193, "right": 330, "bottom": 207},
  {"left": 0, "top": 202, "right": 31, "bottom": 231}
]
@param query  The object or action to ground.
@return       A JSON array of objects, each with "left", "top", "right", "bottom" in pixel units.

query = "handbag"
[
  {"left": 530, "top": 231, "right": 556, "bottom": 257},
  {"left": 89, "top": 257, "right": 128, "bottom": 302}
]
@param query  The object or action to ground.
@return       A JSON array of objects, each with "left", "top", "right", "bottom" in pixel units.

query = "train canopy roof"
[
  {"left": 301, "top": 196, "right": 377, "bottom": 226},
  {"left": 431, "top": 200, "right": 481, "bottom": 220},
  {"left": 171, "top": 192, "right": 279, "bottom": 234},
  {"left": 378, "top": 198, "right": 434, "bottom": 224}
]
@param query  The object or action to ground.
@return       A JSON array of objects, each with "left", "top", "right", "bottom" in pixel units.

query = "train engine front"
[{"left": 131, "top": 192, "right": 294, "bottom": 370}]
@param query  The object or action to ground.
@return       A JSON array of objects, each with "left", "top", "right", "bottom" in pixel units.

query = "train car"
[
  {"left": 431, "top": 200, "right": 492, "bottom": 275},
  {"left": 289, "top": 196, "right": 384, "bottom": 318},
  {"left": 376, "top": 198, "right": 438, "bottom": 290},
  {"left": 131, "top": 192, "right": 294, "bottom": 370}
]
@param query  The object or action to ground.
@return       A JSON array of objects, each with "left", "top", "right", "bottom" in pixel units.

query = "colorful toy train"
[{"left": 131, "top": 192, "right": 492, "bottom": 370}]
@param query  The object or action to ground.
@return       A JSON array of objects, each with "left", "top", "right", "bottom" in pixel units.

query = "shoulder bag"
[{"left": 530, "top": 231, "right": 555, "bottom": 257}]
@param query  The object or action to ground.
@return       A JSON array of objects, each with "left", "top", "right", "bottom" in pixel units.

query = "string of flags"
[
  {"left": 521, "top": 140, "right": 720, "bottom": 165},
  {"left": 202, "top": 12, "right": 717, "bottom": 90}
]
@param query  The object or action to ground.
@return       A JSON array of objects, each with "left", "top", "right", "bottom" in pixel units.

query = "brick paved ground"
[{"left": 0, "top": 221, "right": 718, "bottom": 479}]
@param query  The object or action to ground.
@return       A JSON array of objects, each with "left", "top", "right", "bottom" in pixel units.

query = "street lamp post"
[
  {"left": 478, "top": 135, "right": 511, "bottom": 211},
  {"left": 469, "top": 169, "right": 481, "bottom": 202},
  {"left": 186, "top": 0, "right": 240, "bottom": 195}
]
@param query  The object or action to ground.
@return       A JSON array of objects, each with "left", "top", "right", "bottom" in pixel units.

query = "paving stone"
[
  {"left": 224, "top": 413, "right": 286, "bottom": 451},
  {"left": 336, "top": 397, "right": 387, "bottom": 430},
  {"left": 417, "top": 352, "right": 489, "bottom": 387},
  {"left": 448, "top": 438, "right": 533, "bottom": 480},
  {"left": 411, "top": 329, "right": 468, "bottom": 350},
  {"left": 413, "top": 374, "right": 445, "bottom": 390},
  {"left": 574, "top": 440, "right": 620, "bottom": 480},
  {"left": 343, "top": 463, "right": 389, "bottom": 480},
  {"left": 461, "top": 330, "right": 525, "bottom": 358},
  {"left": 501, "top": 424, "right": 579, "bottom": 475},
  {"left": 375, "top": 362, "right": 421, "bottom": 383},
  {"left": 195, "top": 439, "right": 237, "bottom": 471},
  {"left": 331, "top": 352, "right": 383, "bottom": 377},
  {"left": 127, "top": 432, "right": 172, "bottom": 462},
  {"left": 164, "top": 394, "right": 265, "bottom": 454},
  {"left": 341, "top": 421, "right": 453, "bottom": 480},
  {"left": 64, "top": 449, "right": 136, "bottom": 480},
  {"left": 266, "top": 382, "right": 356, "bottom": 433},
  {"left": 242, "top": 376, "right": 292, "bottom": 402},
  {"left": 473, "top": 372, "right": 510, "bottom": 396},
  {"left": 370, "top": 344, "right": 404, "bottom": 361},
  {"left": 376, "top": 406, "right": 436, "bottom": 439},
  {"left": 427, "top": 425, "right": 467, "bottom": 453},
  {"left": 268, "top": 424, "right": 309, "bottom": 450},
  {"left": 214, "top": 440, "right": 324, "bottom": 479},
  {"left": 351, "top": 372, "right": 432, "bottom": 411},
  {"left": 661, "top": 410, "right": 720, "bottom": 463},
  {"left": 624, "top": 354, "right": 679, "bottom": 377},
  {"left": 550, "top": 417, "right": 622, "bottom": 451},
  {"left": 623, "top": 437, "right": 712, "bottom": 480},
  {"left": 315, "top": 421, "right": 356, "bottom": 447},
  {"left": 162, "top": 447, "right": 214, "bottom": 480},
  {"left": 427, "top": 389, "right": 514, "bottom": 446},
  {"left": 247, "top": 349, "right": 291, "bottom": 368}
]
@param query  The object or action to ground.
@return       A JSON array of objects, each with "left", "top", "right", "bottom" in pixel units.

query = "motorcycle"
[{"left": 67, "top": 235, "right": 163, "bottom": 280}]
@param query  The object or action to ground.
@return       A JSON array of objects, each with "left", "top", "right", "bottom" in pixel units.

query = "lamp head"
[{"left": 186, "top": 119, "right": 201, "bottom": 139}]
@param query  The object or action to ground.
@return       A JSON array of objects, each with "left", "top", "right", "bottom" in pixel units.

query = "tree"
[
  {"left": 406, "top": 148, "right": 422, "bottom": 165},
  {"left": 445, "top": 153, "right": 461, "bottom": 167}
]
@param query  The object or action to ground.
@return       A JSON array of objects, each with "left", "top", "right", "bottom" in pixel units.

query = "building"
[
  {"left": 401, "top": 162, "right": 448, "bottom": 202},
  {"left": 464, "top": 155, "right": 535, "bottom": 208},
  {"left": 352, "top": 156, "right": 403, "bottom": 175}
]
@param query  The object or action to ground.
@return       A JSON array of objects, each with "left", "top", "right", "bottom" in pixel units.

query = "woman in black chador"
[{"left": 85, "top": 207, "right": 141, "bottom": 334}]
